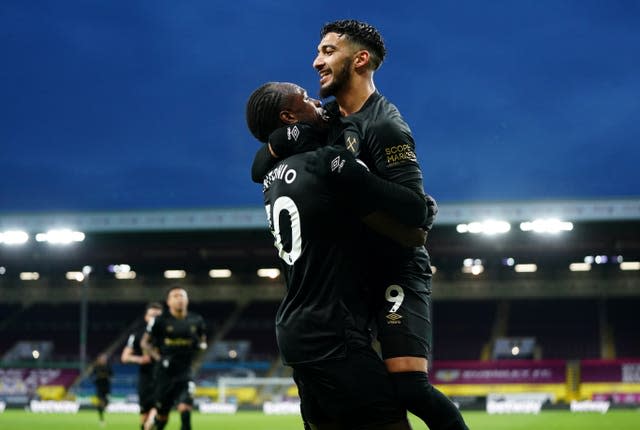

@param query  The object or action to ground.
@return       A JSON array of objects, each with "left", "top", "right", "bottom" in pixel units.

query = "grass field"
[{"left": 0, "top": 409, "right": 639, "bottom": 430}]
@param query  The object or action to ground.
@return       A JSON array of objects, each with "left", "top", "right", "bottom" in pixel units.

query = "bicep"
[{"left": 369, "top": 120, "right": 425, "bottom": 194}]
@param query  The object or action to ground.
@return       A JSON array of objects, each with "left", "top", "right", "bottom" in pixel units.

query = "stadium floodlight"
[
  {"left": 109, "top": 264, "right": 131, "bottom": 273},
  {"left": 164, "top": 270, "right": 186, "bottom": 279},
  {"left": 35, "top": 229, "right": 85, "bottom": 244},
  {"left": 257, "top": 268, "right": 280, "bottom": 279},
  {"left": 115, "top": 271, "right": 137, "bottom": 280},
  {"left": 620, "top": 261, "right": 640, "bottom": 271},
  {"left": 66, "top": 271, "right": 85, "bottom": 282},
  {"left": 520, "top": 219, "right": 573, "bottom": 234},
  {"left": 515, "top": 264, "right": 537, "bottom": 273},
  {"left": 462, "top": 259, "right": 484, "bottom": 275},
  {"left": 19, "top": 272, "right": 40, "bottom": 281},
  {"left": 569, "top": 262, "right": 591, "bottom": 272},
  {"left": 0, "top": 230, "right": 29, "bottom": 245},
  {"left": 502, "top": 257, "right": 515, "bottom": 266},
  {"left": 594, "top": 255, "right": 608, "bottom": 264},
  {"left": 209, "top": 269, "right": 232, "bottom": 278},
  {"left": 456, "top": 220, "right": 510, "bottom": 235}
]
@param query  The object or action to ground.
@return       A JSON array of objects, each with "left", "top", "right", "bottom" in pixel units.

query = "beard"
[{"left": 319, "top": 58, "right": 352, "bottom": 98}]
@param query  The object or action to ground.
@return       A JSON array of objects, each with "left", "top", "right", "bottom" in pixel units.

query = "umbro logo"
[
  {"left": 386, "top": 313, "right": 402, "bottom": 325},
  {"left": 287, "top": 125, "right": 300, "bottom": 141},
  {"left": 330, "top": 156, "right": 346, "bottom": 172}
]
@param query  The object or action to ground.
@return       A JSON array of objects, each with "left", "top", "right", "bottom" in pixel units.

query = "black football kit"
[
  {"left": 323, "top": 92, "right": 468, "bottom": 430},
  {"left": 323, "top": 92, "right": 434, "bottom": 360},
  {"left": 263, "top": 145, "right": 412, "bottom": 427},
  {"left": 146, "top": 312, "right": 206, "bottom": 415},
  {"left": 126, "top": 326, "right": 157, "bottom": 413}
]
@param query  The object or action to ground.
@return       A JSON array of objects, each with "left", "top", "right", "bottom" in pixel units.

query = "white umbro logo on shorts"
[{"left": 287, "top": 125, "right": 300, "bottom": 141}]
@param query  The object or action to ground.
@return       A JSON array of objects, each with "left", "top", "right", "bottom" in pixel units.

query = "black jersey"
[
  {"left": 126, "top": 325, "right": 155, "bottom": 377},
  {"left": 325, "top": 92, "right": 431, "bottom": 269},
  {"left": 93, "top": 363, "right": 112, "bottom": 392},
  {"left": 147, "top": 311, "right": 206, "bottom": 378},
  {"left": 325, "top": 92, "right": 424, "bottom": 195},
  {"left": 263, "top": 150, "right": 375, "bottom": 365}
]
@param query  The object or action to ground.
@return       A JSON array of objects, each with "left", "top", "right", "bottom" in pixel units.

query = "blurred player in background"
[
  {"left": 92, "top": 353, "right": 112, "bottom": 426},
  {"left": 121, "top": 302, "right": 163, "bottom": 430},
  {"left": 247, "top": 82, "right": 430, "bottom": 429},
  {"left": 141, "top": 287, "right": 207, "bottom": 430}
]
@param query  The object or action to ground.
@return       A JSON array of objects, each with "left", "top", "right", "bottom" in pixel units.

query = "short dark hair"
[
  {"left": 321, "top": 20, "right": 386, "bottom": 70},
  {"left": 146, "top": 301, "right": 163, "bottom": 311},
  {"left": 246, "top": 82, "right": 288, "bottom": 143},
  {"left": 165, "top": 285, "right": 187, "bottom": 299}
]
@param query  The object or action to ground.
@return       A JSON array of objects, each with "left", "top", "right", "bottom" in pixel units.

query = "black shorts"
[
  {"left": 138, "top": 373, "right": 156, "bottom": 413},
  {"left": 95, "top": 383, "right": 110, "bottom": 404},
  {"left": 375, "top": 257, "right": 433, "bottom": 360},
  {"left": 293, "top": 346, "right": 406, "bottom": 429},
  {"left": 153, "top": 373, "right": 194, "bottom": 415},
  {"left": 96, "top": 391, "right": 109, "bottom": 405}
]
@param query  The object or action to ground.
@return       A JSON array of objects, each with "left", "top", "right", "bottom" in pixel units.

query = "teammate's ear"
[{"left": 279, "top": 110, "right": 297, "bottom": 125}]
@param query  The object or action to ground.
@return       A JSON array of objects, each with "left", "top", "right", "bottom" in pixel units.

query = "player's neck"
[
  {"left": 336, "top": 76, "right": 375, "bottom": 116},
  {"left": 170, "top": 308, "right": 187, "bottom": 319}
]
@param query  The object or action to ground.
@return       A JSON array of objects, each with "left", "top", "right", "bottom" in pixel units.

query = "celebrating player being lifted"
[
  {"left": 141, "top": 287, "right": 206, "bottom": 430},
  {"left": 121, "top": 302, "right": 163, "bottom": 430},
  {"left": 312, "top": 20, "right": 466, "bottom": 430}
]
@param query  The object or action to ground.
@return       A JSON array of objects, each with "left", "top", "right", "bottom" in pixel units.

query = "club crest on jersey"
[
  {"left": 385, "top": 313, "right": 402, "bottom": 325},
  {"left": 344, "top": 131, "right": 359, "bottom": 154},
  {"left": 287, "top": 125, "right": 300, "bottom": 141}
]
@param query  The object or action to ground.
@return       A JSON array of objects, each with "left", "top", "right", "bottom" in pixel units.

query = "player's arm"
[
  {"left": 251, "top": 145, "right": 278, "bottom": 183},
  {"left": 121, "top": 334, "right": 151, "bottom": 365},
  {"left": 362, "top": 212, "right": 427, "bottom": 247},
  {"left": 308, "top": 145, "right": 428, "bottom": 227},
  {"left": 251, "top": 123, "right": 327, "bottom": 182},
  {"left": 191, "top": 333, "right": 208, "bottom": 370},
  {"left": 368, "top": 118, "right": 438, "bottom": 230},
  {"left": 141, "top": 319, "right": 161, "bottom": 361},
  {"left": 190, "top": 318, "right": 208, "bottom": 372}
]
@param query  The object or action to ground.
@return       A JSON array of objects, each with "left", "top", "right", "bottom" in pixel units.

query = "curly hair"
[
  {"left": 246, "top": 82, "right": 288, "bottom": 143},
  {"left": 321, "top": 19, "right": 386, "bottom": 70}
]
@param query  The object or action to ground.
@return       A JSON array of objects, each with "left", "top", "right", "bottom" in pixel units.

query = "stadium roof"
[{"left": 1, "top": 198, "right": 639, "bottom": 233}]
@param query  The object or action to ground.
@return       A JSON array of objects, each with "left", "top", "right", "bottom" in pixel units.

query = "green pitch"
[{"left": 0, "top": 409, "right": 638, "bottom": 430}]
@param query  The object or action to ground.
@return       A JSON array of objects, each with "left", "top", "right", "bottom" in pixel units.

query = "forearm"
[
  {"left": 122, "top": 352, "right": 148, "bottom": 365},
  {"left": 340, "top": 162, "right": 428, "bottom": 226},
  {"left": 190, "top": 338, "right": 208, "bottom": 371},
  {"left": 362, "top": 212, "right": 427, "bottom": 247},
  {"left": 140, "top": 338, "right": 160, "bottom": 361},
  {"left": 251, "top": 145, "right": 278, "bottom": 183}
]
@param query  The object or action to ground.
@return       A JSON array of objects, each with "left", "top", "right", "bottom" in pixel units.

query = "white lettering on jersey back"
[{"left": 263, "top": 163, "right": 298, "bottom": 190}]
